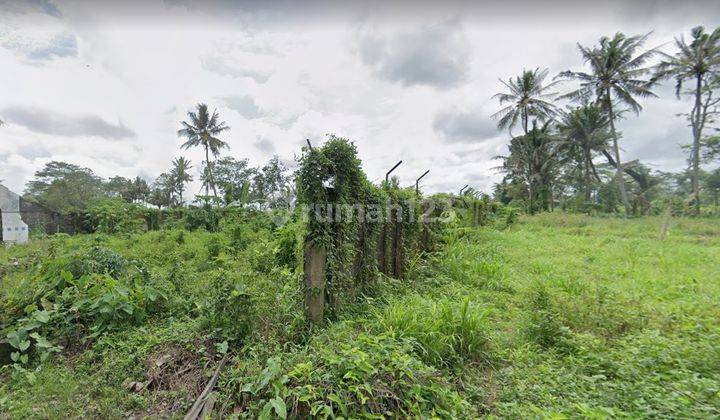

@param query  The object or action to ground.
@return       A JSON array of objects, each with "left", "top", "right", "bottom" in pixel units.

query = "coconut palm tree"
[
  {"left": 558, "top": 32, "right": 659, "bottom": 215},
  {"left": 492, "top": 68, "right": 560, "bottom": 136},
  {"left": 496, "top": 121, "right": 564, "bottom": 213},
  {"left": 170, "top": 157, "right": 193, "bottom": 205},
  {"left": 654, "top": 26, "right": 720, "bottom": 215},
  {"left": 177, "top": 103, "right": 229, "bottom": 197},
  {"left": 557, "top": 104, "right": 612, "bottom": 202}
]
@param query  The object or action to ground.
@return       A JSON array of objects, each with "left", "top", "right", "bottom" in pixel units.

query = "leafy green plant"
[
  {"left": 375, "top": 296, "right": 492, "bottom": 369},
  {"left": 235, "top": 330, "right": 472, "bottom": 418},
  {"left": 85, "top": 198, "right": 146, "bottom": 234},
  {"left": 523, "top": 282, "right": 575, "bottom": 352},
  {"left": 5, "top": 309, "right": 62, "bottom": 373},
  {"left": 273, "top": 217, "right": 304, "bottom": 271},
  {"left": 200, "top": 270, "right": 254, "bottom": 343},
  {"left": 184, "top": 204, "right": 222, "bottom": 231}
]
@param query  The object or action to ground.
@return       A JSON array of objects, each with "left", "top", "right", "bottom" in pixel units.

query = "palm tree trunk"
[
  {"left": 589, "top": 159, "right": 602, "bottom": 183},
  {"left": 549, "top": 182, "right": 554, "bottom": 212},
  {"left": 606, "top": 89, "right": 632, "bottom": 215},
  {"left": 691, "top": 74, "right": 703, "bottom": 216},
  {"left": 527, "top": 163, "right": 533, "bottom": 214},
  {"left": 203, "top": 147, "right": 219, "bottom": 198},
  {"left": 210, "top": 165, "right": 218, "bottom": 198},
  {"left": 584, "top": 148, "right": 592, "bottom": 202},
  {"left": 204, "top": 146, "right": 211, "bottom": 197},
  {"left": 524, "top": 114, "right": 531, "bottom": 214}
]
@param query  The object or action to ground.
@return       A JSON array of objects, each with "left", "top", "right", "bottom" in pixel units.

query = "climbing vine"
[{"left": 297, "top": 135, "right": 460, "bottom": 322}]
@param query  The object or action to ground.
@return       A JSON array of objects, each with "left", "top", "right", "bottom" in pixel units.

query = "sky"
[{"left": 1, "top": 0, "right": 719, "bottom": 196}]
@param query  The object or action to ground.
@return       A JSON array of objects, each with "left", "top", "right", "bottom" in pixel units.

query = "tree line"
[
  {"left": 492, "top": 27, "right": 720, "bottom": 215},
  {"left": 23, "top": 103, "right": 293, "bottom": 215}
]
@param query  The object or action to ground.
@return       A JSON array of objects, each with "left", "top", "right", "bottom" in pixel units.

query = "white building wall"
[{"left": 0, "top": 184, "right": 29, "bottom": 244}]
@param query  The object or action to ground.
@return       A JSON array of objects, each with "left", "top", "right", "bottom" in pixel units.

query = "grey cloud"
[
  {"left": 433, "top": 108, "right": 499, "bottom": 143},
  {"left": 2, "top": 106, "right": 135, "bottom": 139},
  {"left": 358, "top": 22, "right": 469, "bottom": 89},
  {"left": 1, "top": 0, "right": 62, "bottom": 17},
  {"left": 253, "top": 136, "right": 275, "bottom": 153},
  {"left": 201, "top": 56, "right": 270, "bottom": 83},
  {"left": 617, "top": 1, "right": 720, "bottom": 26},
  {"left": 625, "top": 123, "right": 688, "bottom": 167},
  {"left": 16, "top": 143, "right": 51, "bottom": 159},
  {"left": 620, "top": 86, "right": 695, "bottom": 170},
  {"left": 224, "top": 95, "right": 263, "bottom": 119},
  {"left": 1, "top": 31, "right": 77, "bottom": 61},
  {"left": 28, "top": 0, "right": 62, "bottom": 17},
  {"left": 28, "top": 32, "right": 76, "bottom": 60}
]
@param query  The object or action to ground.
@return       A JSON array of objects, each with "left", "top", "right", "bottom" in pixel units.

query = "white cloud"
[{"left": 0, "top": 0, "right": 719, "bottom": 196}]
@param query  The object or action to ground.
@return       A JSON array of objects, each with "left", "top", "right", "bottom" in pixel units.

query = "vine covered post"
[
  {"left": 297, "top": 135, "right": 455, "bottom": 324},
  {"left": 298, "top": 135, "right": 370, "bottom": 324},
  {"left": 420, "top": 199, "right": 430, "bottom": 251},
  {"left": 377, "top": 226, "right": 387, "bottom": 275},
  {"left": 392, "top": 210, "right": 403, "bottom": 278},
  {"left": 303, "top": 244, "right": 326, "bottom": 325}
]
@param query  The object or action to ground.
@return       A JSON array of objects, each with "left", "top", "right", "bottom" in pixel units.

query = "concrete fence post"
[{"left": 303, "top": 244, "right": 326, "bottom": 325}]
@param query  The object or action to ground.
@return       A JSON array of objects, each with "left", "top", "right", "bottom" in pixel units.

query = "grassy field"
[
  {"left": 451, "top": 214, "right": 720, "bottom": 417},
  {"left": 1, "top": 213, "right": 719, "bottom": 418}
]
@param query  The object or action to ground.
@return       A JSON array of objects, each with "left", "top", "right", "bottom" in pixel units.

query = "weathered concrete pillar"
[{"left": 303, "top": 244, "right": 326, "bottom": 325}]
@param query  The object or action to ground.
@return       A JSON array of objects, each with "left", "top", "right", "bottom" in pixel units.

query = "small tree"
[
  {"left": 705, "top": 169, "right": 720, "bottom": 215},
  {"left": 147, "top": 173, "right": 173, "bottom": 209},
  {"left": 24, "top": 161, "right": 104, "bottom": 214},
  {"left": 130, "top": 176, "right": 150, "bottom": 203},
  {"left": 252, "top": 155, "right": 293, "bottom": 209},
  {"left": 212, "top": 157, "right": 257, "bottom": 202}
]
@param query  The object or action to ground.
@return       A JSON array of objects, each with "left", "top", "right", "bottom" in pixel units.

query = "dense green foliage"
[
  {"left": 1, "top": 212, "right": 718, "bottom": 418},
  {"left": 494, "top": 27, "right": 720, "bottom": 216},
  {"left": 296, "top": 136, "right": 446, "bottom": 319}
]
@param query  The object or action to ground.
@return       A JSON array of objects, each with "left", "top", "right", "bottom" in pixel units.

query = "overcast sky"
[{"left": 1, "top": 0, "right": 719, "bottom": 195}]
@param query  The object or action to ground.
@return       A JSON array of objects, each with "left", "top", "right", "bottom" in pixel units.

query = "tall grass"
[{"left": 374, "top": 295, "right": 492, "bottom": 369}]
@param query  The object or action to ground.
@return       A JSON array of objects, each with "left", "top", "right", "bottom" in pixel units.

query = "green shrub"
[
  {"left": 234, "top": 329, "right": 472, "bottom": 418},
  {"left": 273, "top": 218, "right": 304, "bottom": 271},
  {"left": 3, "top": 269, "right": 167, "bottom": 372},
  {"left": 439, "top": 234, "right": 511, "bottom": 292},
  {"left": 204, "top": 233, "right": 231, "bottom": 261},
  {"left": 375, "top": 295, "right": 492, "bottom": 369},
  {"left": 78, "top": 245, "right": 128, "bottom": 279},
  {"left": 523, "top": 283, "right": 574, "bottom": 352},
  {"left": 199, "top": 270, "right": 254, "bottom": 343},
  {"left": 85, "top": 198, "right": 146, "bottom": 234}
]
